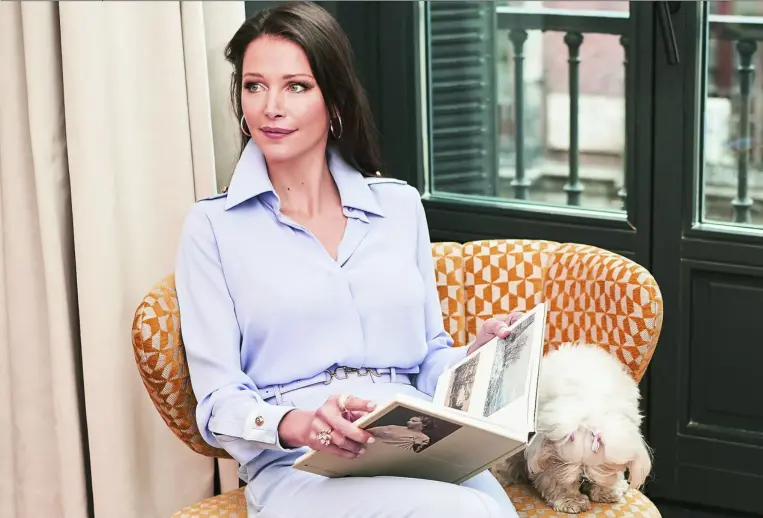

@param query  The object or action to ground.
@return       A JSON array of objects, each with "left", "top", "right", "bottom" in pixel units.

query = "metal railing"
[
  {"left": 496, "top": 5, "right": 763, "bottom": 223},
  {"left": 497, "top": 5, "right": 629, "bottom": 208},
  {"left": 710, "top": 16, "right": 763, "bottom": 224}
]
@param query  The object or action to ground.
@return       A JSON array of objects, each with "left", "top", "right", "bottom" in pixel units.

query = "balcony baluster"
[
  {"left": 731, "top": 39, "right": 757, "bottom": 224},
  {"left": 618, "top": 35, "right": 629, "bottom": 211},
  {"left": 563, "top": 31, "right": 584, "bottom": 206},
  {"left": 509, "top": 29, "right": 530, "bottom": 200}
]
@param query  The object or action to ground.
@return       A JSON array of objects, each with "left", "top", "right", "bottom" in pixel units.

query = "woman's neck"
[{"left": 267, "top": 147, "right": 339, "bottom": 217}]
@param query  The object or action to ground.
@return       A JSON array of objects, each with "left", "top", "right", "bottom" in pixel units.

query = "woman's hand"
[
  {"left": 277, "top": 394, "right": 377, "bottom": 458},
  {"left": 467, "top": 312, "right": 524, "bottom": 355}
]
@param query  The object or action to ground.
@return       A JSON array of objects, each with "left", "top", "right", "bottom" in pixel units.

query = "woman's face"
[
  {"left": 240, "top": 35, "right": 330, "bottom": 164},
  {"left": 408, "top": 417, "right": 424, "bottom": 430}
]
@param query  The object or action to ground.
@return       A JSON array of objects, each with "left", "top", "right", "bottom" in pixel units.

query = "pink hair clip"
[{"left": 591, "top": 431, "right": 602, "bottom": 453}]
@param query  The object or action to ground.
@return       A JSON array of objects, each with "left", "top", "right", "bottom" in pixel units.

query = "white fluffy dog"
[{"left": 493, "top": 342, "right": 653, "bottom": 513}]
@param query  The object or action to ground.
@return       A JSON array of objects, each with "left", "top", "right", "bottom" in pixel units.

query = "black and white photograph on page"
[
  {"left": 364, "top": 405, "right": 462, "bottom": 453},
  {"left": 483, "top": 313, "right": 536, "bottom": 416},
  {"left": 444, "top": 353, "right": 480, "bottom": 412}
]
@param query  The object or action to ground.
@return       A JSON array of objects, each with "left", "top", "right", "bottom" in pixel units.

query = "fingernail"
[
  {"left": 367, "top": 402, "right": 376, "bottom": 409},
  {"left": 500, "top": 325, "right": 510, "bottom": 333},
  {"left": 358, "top": 448, "right": 366, "bottom": 455},
  {"left": 367, "top": 437, "right": 376, "bottom": 443}
]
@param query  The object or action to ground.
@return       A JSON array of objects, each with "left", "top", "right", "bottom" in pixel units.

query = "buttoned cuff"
[{"left": 209, "top": 403, "right": 298, "bottom": 452}]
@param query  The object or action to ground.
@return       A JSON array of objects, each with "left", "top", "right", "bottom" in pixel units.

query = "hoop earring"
[
  {"left": 240, "top": 115, "right": 251, "bottom": 137},
  {"left": 330, "top": 114, "right": 343, "bottom": 139}
]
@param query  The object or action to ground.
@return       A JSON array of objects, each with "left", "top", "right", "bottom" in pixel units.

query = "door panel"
[
  {"left": 684, "top": 264, "right": 763, "bottom": 439},
  {"left": 650, "top": 2, "right": 763, "bottom": 514}
]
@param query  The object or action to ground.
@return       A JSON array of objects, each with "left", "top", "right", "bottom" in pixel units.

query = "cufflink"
[{"left": 255, "top": 416, "right": 264, "bottom": 427}]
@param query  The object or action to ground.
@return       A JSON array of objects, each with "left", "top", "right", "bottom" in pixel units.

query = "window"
[
  {"left": 699, "top": 1, "right": 763, "bottom": 230},
  {"left": 419, "top": 1, "right": 631, "bottom": 219}
]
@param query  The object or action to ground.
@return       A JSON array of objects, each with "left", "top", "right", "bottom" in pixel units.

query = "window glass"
[{"left": 420, "top": 1, "right": 630, "bottom": 216}]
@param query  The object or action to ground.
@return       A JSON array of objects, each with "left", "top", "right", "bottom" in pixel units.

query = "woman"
[
  {"left": 366, "top": 416, "right": 432, "bottom": 453},
  {"left": 175, "top": 2, "right": 521, "bottom": 516}
]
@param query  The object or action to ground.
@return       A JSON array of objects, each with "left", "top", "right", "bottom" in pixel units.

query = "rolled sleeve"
[
  {"left": 411, "top": 195, "right": 469, "bottom": 396},
  {"left": 175, "top": 204, "right": 297, "bottom": 465}
]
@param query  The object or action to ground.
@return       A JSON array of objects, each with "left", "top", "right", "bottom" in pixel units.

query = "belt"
[{"left": 257, "top": 366, "right": 417, "bottom": 401}]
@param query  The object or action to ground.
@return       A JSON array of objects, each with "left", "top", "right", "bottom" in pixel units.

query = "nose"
[{"left": 264, "top": 90, "right": 285, "bottom": 119}]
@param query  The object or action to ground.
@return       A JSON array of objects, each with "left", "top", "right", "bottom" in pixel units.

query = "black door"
[{"left": 650, "top": 2, "right": 763, "bottom": 515}]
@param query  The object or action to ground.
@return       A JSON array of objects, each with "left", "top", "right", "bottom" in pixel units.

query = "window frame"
[{"left": 378, "top": 1, "right": 654, "bottom": 265}]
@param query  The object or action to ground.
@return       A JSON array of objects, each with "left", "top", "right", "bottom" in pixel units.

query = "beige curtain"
[{"left": 0, "top": 2, "right": 244, "bottom": 517}]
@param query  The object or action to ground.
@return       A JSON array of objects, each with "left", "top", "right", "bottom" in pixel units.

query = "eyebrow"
[{"left": 243, "top": 72, "right": 314, "bottom": 80}]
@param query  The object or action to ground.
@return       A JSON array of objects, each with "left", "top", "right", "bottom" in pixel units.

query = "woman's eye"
[
  {"left": 288, "top": 83, "right": 307, "bottom": 93},
  {"left": 244, "top": 83, "right": 263, "bottom": 93}
]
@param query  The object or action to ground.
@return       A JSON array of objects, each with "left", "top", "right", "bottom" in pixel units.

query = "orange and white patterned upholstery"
[
  {"left": 505, "top": 484, "right": 662, "bottom": 517},
  {"left": 132, "top": 240, "right": 663, "bottom": 517},
  {"left": 542, "top": 242, "right": 661, "bottom": 382},
  {"left": 462, "top": 239, "right": 558, "bottom": 347},
  {"left": 171, "top": 487, "right": 246, "bottom": 518},
  {"left": 431, "top": 242, "right": 467, "bottom": 347},
  {"left": 132, "top": 275, "right": 232, "bottom": 460},
  {"left": 440, "top": 240, "right": 662, "bottom": 382}
]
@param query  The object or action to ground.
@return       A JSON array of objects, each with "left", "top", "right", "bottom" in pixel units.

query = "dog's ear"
[
  {"left": 627, "top": 436, "right": 653, "bottom": 489},
  {"left": 525, "top": 434, "right": 554, "bottom": 474}
]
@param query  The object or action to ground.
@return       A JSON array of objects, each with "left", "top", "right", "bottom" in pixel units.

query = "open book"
[{"left": 292, "top": 301, "right": 548, "bottom": 484}]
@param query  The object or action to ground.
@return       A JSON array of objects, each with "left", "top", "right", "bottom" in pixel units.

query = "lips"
[{"left": 261, "top": 126, "right": 296, "bottom": 139}]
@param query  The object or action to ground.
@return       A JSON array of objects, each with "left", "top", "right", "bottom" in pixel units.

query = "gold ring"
[
  {"left": 337, "top": 394, "right": 350, "bottom": 413},
  {"left": 317, "top": 429, "right": 332, "bottom": 446}
]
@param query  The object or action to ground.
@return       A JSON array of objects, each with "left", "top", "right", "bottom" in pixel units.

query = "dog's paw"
[
  {"left": 550, "top": 493, "right": 590, "bottom": 514},
  {"left": 588, "top": 479, "right": 628, "bottom": 504}
]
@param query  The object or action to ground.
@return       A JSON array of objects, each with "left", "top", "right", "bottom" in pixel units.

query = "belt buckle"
[
  {"left": 343, "top": 367, "right": 374, "bottom": 378},
  {"left": 334, "top": 366, "right": 350, "bottom": 380},
  {"left": 324, "top": 366, "right": 352, "bottom": 383},
  {"left": 323, "top": 366, "right": 374, "bottom": 384}
]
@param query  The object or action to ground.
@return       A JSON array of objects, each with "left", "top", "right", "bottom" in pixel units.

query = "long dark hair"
[{"left": 224, "top": 1, "right": 382, "bottom": 177}]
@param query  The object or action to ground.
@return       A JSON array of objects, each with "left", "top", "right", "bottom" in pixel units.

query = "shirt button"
[{"left": 255, "top": 416, "right": 265, "bottom": 427}]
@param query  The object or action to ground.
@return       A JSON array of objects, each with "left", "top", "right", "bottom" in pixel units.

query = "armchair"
[{"left": 132, "top": 239, "right": 663, "bottom": 517}]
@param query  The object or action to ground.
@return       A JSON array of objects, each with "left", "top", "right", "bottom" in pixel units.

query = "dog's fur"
[{"left": 492, "top": 343, "right": 653, "bottom": 513}]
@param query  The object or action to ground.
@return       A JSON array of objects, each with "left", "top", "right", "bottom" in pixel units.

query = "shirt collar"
[{"left": 224, "top": 140, "right": 385, "bottom": 218}]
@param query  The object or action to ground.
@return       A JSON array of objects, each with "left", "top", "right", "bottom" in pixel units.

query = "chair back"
[{"left": 433, "top": 240, "right": 662, "bottom": 381}]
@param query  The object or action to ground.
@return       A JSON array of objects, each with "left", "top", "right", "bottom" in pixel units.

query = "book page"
[
  {"left": 525, "top": 301, "right": 548, "bottom": 433},
  {"left": 433, "top": 302, "right": 546, "bottom": 437},
  {"left": 484, "top": 302, "right": 546, "bottom": 435},
  {"left": 292, "top": 395, "right": 526, "bottom": 484},
  {"left": 433, "top": 344, "right": 495, "bottom": 417}
]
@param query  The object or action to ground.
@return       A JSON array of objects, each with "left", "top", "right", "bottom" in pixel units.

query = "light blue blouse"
[{"left": 174, "top": 141, "right": 467, "bottom": 467}]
